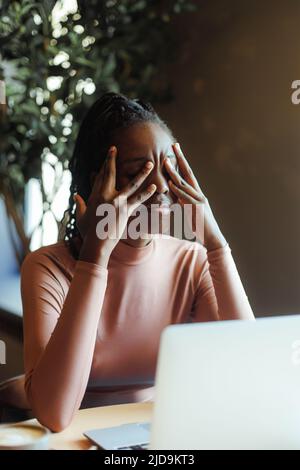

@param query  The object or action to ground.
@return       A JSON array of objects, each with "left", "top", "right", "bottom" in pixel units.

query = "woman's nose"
[{"left": 148, "top": 164, "right": 169, "bottom": 194}]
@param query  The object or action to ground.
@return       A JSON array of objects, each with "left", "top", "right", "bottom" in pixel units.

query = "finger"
[
  {"left": 165, "top": 159, "right": 201, "bottom": 201},
  {"left": 172, "top": 143, "right": 201, "bottom": 192},
  {"left": 102, "top": 146, "right": 117, "bottom": 193},
  {"left": 120, "top": 161, "right": 154, "bottom": 198},
  {"left": 73, "top": 193, "right": 86, "bottom": 222},
  {"left": 128, "top": 183, "right": 157, "bottom": 209},
  {"left": 164, "top": 158, "right": 182, "bottom": 185},
  {"left": 168, "top": 180, "right": 202, "bottom": 205}
]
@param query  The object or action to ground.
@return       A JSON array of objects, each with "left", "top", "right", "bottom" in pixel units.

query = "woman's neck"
[{"left": 120, "top": 236, "right": 153, "bottom": 248}]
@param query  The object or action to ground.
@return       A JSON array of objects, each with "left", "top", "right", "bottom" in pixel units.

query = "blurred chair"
[
  {"left": 0, "top": 198, "right": 32, "bottom": 423},
  {"left": 0, "top": 374, "right": 33, "bottom": 423},
  {"left": 0, "top": 196, "right": 22, "bottom": 316}
]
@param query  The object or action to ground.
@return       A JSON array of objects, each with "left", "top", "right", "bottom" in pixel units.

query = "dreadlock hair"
[{"left": 60, "top": 91, "right": 174, "bottom": 259}]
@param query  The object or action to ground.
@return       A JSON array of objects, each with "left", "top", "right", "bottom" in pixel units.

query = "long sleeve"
[
  {"left": 191, "top": 244, "right": 255, "bottom": 322},
  {"left": 21, "top": 250, "right": 108, "bottom": 432}
]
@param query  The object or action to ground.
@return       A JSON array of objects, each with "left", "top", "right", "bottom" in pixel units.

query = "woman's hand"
[
  {"left": 165, "top": 143, "right": 227, "bottom": 252},
  {"left": 74, "top": 145, "right": 156, "bottom": 266}
]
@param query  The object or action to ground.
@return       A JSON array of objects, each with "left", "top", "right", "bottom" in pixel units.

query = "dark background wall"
[{"left": 157, "top": 0, "right": 300, "bottom": 316}]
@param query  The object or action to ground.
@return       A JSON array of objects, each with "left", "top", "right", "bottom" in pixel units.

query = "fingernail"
[
  {"left": 145, "top": 161, "right": 153, "bottom": 169},
  {"left": 175, "top": 142, "right": 180, "bottom": 149},
  {"left": 149, "top": 184, "right": 156, "bottom": 191}
]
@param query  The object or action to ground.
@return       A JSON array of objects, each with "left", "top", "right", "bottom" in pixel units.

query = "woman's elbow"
[
  {"left": 26, "top": 386, "right": 74, "bottom": 432},
  {"left": 37, "top": 411, "right": 73, "bottom": 433}
]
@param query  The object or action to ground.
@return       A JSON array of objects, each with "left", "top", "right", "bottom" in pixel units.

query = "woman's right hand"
[{"left": 74, "top": 145, "right": 156, "bottom": 266}]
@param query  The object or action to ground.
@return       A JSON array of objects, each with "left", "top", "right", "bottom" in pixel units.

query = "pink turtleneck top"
[{"left": 21, "top": 235, "right": 254, "bottom": 431}]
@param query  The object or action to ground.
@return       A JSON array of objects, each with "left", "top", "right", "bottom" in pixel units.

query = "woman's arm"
[
  {"left": 190, "top": 244, "right": 254, "bottom": 322},
  {"left": 165, "top": 142, "right": 254, "bottom": 322},
  {"left": 22, "top": 146, "right": 157, "bottom": 432},
  {"left": 22, "top": 253, "right": 108, "bottom": 432}
]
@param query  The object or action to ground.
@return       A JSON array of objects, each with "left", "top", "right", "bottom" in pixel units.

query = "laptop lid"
[{"left": 150, "top": 315, "right": 300, "bottom": 450}]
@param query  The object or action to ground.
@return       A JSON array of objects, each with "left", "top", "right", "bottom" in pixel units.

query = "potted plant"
[{"left": 0, "top": 0, "right": 196, "bottom": 268}]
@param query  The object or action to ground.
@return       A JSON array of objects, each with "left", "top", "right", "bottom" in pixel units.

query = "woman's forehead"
[{"left": 114, "top": 122, "right": 174, "bottom": 160}]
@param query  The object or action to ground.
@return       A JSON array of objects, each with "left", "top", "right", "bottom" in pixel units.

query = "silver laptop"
[{"left": 85, "top": 315, "right": 300, "bottom": 450}]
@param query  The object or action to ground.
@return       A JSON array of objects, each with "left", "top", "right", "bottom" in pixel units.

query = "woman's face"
[
  {"left": 115, "top": 121, "right": 177, "bottom": 201},
  {"left": 90, "top": 121, "right": 179, "bottom": 236}
]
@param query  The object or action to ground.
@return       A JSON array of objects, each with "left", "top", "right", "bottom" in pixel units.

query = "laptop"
[{"left": 84, "top": 314, "right": 300, "bottom": 450}]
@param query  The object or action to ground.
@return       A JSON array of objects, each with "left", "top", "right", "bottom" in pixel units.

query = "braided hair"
[{"left": 61, "top": 92, "right": 174, "bottom": 258}]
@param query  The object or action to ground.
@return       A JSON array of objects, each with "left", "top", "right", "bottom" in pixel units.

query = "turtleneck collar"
[{"left": 110, "top": 238, "right": 154, "bottom": 265}]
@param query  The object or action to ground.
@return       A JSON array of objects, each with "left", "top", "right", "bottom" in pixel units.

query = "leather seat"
[{"left": 0, "top": 374, "right": 33, "bottom": 423}]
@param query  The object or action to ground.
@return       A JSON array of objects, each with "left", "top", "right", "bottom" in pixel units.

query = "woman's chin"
[{"left": 125, "top": 209, "right": 173, "bottom": 239}]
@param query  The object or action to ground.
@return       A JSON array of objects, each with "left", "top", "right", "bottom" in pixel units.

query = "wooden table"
[{"left": 26, "top": 402, "right": 154, "bottom": 450}]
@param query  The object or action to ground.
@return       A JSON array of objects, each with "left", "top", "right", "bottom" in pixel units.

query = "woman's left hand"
[{"left": 165, "top": 143, "right": 228, "bottom": 252}]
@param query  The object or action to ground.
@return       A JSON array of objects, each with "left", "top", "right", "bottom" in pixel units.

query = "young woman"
[{"left": 21, "top": 92, "right": 254, "bottom": 432}]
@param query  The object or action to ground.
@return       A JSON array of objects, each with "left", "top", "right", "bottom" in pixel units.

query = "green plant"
[{"left": 0, "top": 0, "right": 196, "bottom": 266}]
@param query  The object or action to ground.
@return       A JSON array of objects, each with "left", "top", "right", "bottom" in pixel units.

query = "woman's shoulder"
[{"left": 21, "top": 239, "right": 76, "bottom": 277}]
